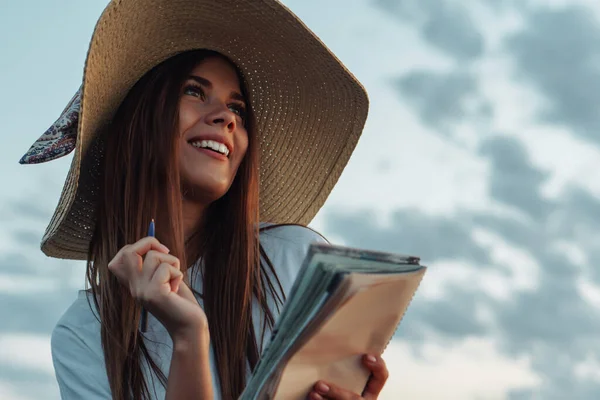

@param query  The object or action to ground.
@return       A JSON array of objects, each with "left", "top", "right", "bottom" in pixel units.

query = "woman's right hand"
[{"left": 108, "top": 237, "right": 208, "bottom": 340}]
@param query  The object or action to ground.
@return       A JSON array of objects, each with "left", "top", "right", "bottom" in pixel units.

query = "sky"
[{"left": 2, "top": 0, "right": 600, "bottom": 398}]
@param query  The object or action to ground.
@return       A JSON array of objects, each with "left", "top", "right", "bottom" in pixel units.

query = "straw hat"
[{"left": 19, "top": 0, "right": 368, "bottom": 260}]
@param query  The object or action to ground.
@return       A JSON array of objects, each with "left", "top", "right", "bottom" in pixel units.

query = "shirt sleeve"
[
  {"left": 259, "top": 224, "right": 330, "bottom": 297},
  {"left": 51, "top": 322, "right": 112, "bottom": 399}
]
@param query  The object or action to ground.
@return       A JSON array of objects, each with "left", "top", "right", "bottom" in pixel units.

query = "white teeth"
[{"left": 191, "top": 139, "right": 230, "bottom": 157}]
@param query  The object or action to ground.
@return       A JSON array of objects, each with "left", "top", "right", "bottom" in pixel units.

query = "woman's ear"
[{"left": 19, "top": 86, "right": 81, "bottom": 164}]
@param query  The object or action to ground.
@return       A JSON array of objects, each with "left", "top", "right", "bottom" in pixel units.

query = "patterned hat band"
[{"left": 20, "top": 88, "right": 81, "bottom": 165}]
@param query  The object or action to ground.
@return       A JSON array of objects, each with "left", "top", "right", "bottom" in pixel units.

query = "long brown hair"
[{"left": 86, "top": 50, "right": 285, "bottom": 399}]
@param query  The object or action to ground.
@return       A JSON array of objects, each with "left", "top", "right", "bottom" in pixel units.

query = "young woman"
[{"left": 20, "top": 0, "right": 389, "bottom": 399}]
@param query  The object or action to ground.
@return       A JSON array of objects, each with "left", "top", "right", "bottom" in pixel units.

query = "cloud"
[
  {"left": 0, "top": 335, "right": 58, "bottom": 400},
  {"left": 322, "top": 208, "right": 495, "bottom": 348},
  {"left": 0, "top": 290, "right": 75, "bottom": 335},
  {"left": 0, "top": 253, "right": 41, "bottom": 275},
  {"left": 373, "top": 0, "right": 484, "bottom": 60},
  {"left": 559, "top": 186, "right": 600, "bottom": 230},
  {"left": 479, "top": 136, "right": 553, "bottom": 221},
  {"left": 324, "top": 208, "right": 491, "bottom": 265},
  {"left": 6, "top": 197, "right": 53, "bottom": 223},
  {"left": 551, "top": 186, "right": 600, "bottom": 283},
  {"left": 0, "top": 369, "right": 57, "bottom": 400},
  {"left": 395, "top": 69, "right": 491, "bottom": 131},
  {"left": 12, "top": 229, "right": 43, "bottom": 248},
  {"left": 479, "top": 0, "right": 530, "bottom": 12},
  {"left": 381, "top": 339, "right": 541, "bottom": 399},
  {"left": 495, "top": 273, "right": 599, "bottom": 356},
  {"left": 0, "top": 254, "right": 77, "bottom": 336},
  {"left": 323, "top": 159, "right": 600, "bottom": 398},
  {"left": 0, "top": 191, "right": 81, "bottom": 398},
  {"left": 403, "top": 283, "right": 491, "bottom": 341},
  {"left": 493, "top": 275, "right": 600, "bottom": 398},
  {"left": 0, "top": 250, "right": 79, "bottom": 399},
  {"left": 471, "top": 136, "right": 600, "bottom": 397},
  {"left": 376, "top": 0, "right": 492, "bottom": 134},
  {"left": 505, "top": 5, "right": 600, "bottom": 144},
  {"left": 356, "top": 1, "right": 600, "bottom": 397}
]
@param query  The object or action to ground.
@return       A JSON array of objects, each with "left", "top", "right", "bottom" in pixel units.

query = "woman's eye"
[
  {"left": 229, "top": 104, "right": 247, "bottom": 120},
  {"left": 183, "top": 85, "right": 205, "bottom": 99}
]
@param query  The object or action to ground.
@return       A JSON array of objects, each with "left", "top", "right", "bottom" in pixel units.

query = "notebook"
[{"left": 240, "top": 243, "right": 426, "bottom": 399}]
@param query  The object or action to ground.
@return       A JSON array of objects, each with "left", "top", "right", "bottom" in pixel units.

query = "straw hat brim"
[{"left": 40, "top": 0, "right": 368, "bottom": 260}]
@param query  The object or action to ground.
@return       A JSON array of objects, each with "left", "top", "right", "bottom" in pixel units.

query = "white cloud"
[
  {"left": 0, "top": 275, "right": 60, "bottom": 294},
  {"left": 380, "top": 338, "right": 541, "bottom": 399},
  {"left": 554, "top": 240, "right": 588, "bottom": 267},
  {"left": 0, "top": 334, "right": 54, "bottom": 376},
  {"left": 472, "top": 228, "right": 541, "bottom": 293},
  {"left": 413, "top": 260, "right": 514, "bottom": 306},
  {"left": 0, "top": 383, "right": 29, "bottom": 400},
  {"left": 577, "top": 279, "right": 600, "bottom": 310},
  {"left": 575, "top": 354, "right": 600, "bottom": 382}
]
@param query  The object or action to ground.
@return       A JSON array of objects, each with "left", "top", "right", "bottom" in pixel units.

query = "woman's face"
[{"left": 178, "top": 55, "right": 249, "bottom": 204}]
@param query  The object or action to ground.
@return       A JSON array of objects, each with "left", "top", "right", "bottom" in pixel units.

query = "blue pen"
[
  {"left": 148, "top": 218, "right": 155, "bottom": 238},
  {"left": 141, "top": 219, "right": 155, "bottom": 333}
]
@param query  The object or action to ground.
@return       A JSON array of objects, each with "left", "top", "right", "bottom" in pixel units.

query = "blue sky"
[{"left": 3, "top": 0, "right": 600, "bottom": 398}]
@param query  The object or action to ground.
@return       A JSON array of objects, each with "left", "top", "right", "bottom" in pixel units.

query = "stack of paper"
[{"left": 240, "top": 243, "right": 427, "bottom": 399}]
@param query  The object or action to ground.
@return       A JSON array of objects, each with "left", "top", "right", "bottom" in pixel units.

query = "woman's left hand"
[{"left": 308, "top": 354, "right": 389, "bottom": 400}]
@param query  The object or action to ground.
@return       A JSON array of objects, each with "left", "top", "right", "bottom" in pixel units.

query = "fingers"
[
  {"left": 361, "top": 354, "right": 389, "bottom": 400},
  {"left": 130, "top": 236, "right": 170, "bottom": 255},
  {"left": 141, "top": 250, "right": 180, "bottom": 283},
  {"left": 133, "top": 263, "right": 182, "bottom": 306},
  {"left": 308, "top": 354, "right": 389, "bottom": 400},
  {"left": 132, "top": 252, "right": 180, "bottom": 300},
  {"left": 147, "top": 263, "right": 183, "bottom": 299},
  {"left": 118, "top": 237, "right": 170, "bottom": 269},
  {"left": 309, "top": 381, "right": 361, "bottom": 400},
  {"left": 108, "top": 237, "right": 170, "bottom": 277},
  {"left": 107, "top": 236, "right": 174, "bottom": 296}
]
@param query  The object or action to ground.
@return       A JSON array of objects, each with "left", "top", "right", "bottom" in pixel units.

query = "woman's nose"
[{"left": 206, "top": 105, "right": 236, "bottom": 132}]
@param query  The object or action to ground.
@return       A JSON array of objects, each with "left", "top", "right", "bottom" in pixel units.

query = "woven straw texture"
[{"left": 41, "top": 0, "right": 369, "bottom": 260}]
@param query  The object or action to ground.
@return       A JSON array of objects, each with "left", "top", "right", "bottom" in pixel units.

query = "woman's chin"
[{"left": 181, "top": 178, "right": 231, "bottom": 203}]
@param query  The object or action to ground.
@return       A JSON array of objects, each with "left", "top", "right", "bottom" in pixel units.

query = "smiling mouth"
[{"left": 189, "top": 139, "right": 230, "bottom": 157}]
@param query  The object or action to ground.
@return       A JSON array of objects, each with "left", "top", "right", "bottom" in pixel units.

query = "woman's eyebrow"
[
  {"left": 230, "top": 91, "right": 246, "bottom": 104},
  {"left": 189, "top": 75, "right": 212, "bottom": 88},
  {"left": 188, "top": 75, "right": 245, "bottom": 104}
]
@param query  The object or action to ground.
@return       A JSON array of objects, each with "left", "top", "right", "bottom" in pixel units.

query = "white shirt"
[{"left": 51, "top": 224, "right": 327, "bottom": 399}]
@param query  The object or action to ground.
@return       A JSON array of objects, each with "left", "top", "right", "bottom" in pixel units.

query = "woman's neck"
[{"left": 181, "top": 198, "right": 206, "bottom": 240}]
